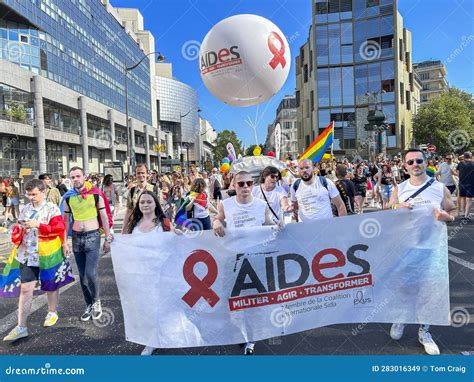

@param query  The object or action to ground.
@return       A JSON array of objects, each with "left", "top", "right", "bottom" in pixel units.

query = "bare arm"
[
  {"left": 331, "top": 195, "right": 347, "bottom": 216},
  {"left": 435, "top": 186, "right": 457, "bottom": 222},
  {"left": 98, "top": 195, "right": 110, "bottom": 237},
  {"left": 212, "top": 202, "right": 226, "bottom": 237}
]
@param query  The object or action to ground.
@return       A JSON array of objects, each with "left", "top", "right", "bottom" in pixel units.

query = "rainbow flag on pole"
[{"left": 299, "top": 121, "right": 334, "bottom": 162}]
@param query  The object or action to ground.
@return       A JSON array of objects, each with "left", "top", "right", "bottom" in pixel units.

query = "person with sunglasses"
[
  {"left": 252, "top": 166, "right": 292, "bottom": 223},
  {"left": 387, "top": 149, "right": 457, "bottom": 355},
  {"left": 212, "top": 170, "right": 277, "bottom": 355}
]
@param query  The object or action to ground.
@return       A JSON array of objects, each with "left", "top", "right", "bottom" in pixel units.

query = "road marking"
[
  {"left": 448, "top": 246, "right": 466, "bottom": 254},
  {"left": 448, "top": 254, "right": 474, "bottom": 271},
  {"left": 0, "top": 278, "right": 79, "bottom": 334}
]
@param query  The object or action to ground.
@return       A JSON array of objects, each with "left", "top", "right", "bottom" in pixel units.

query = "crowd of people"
[{"left": 0, "top": 149, "right": 472, "bottom": 356}]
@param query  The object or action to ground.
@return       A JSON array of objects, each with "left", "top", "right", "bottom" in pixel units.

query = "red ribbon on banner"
[
  {"left": 182, "top": 250, "right": 220, "bottom": 308},
  {"left": 268, "top": 31, "right": 286, "bottom": 70}
]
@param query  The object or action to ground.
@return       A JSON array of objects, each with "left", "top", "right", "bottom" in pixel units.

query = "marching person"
[
  {"left": 388, "top": 149, "right": 457, "bottom": 355},
  {"left": 39, "top": 174, "right": 61, "bottom": 206},
  {"left": 253, "top": 166, "right": 292, "bottom": 222},
  {"left": 121, "top": 164, "right": 160, "bottom": 234},
  {"left": 290, "top": 159, "right": 347, "bottom": 221},
  {"left": 121, "top": 190, "right": 180, "bottom": 355},
  {"left": 213, "top": 171, "right": 278, "bottom": 355},
  {"left": 61, "top": 167, "right": 112, "bottom": 322},
  {"left": 2, "top": 179, "right": 74, "bottom": 341}
]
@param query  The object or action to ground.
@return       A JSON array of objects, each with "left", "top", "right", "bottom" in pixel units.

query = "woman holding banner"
[{"left": 122, "top": 190, "right": 180, "bottom": 355}]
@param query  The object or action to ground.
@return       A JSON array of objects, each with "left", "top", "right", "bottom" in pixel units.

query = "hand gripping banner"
[{"left": 111, "top": 207, "right": 450, "bottom": 349}]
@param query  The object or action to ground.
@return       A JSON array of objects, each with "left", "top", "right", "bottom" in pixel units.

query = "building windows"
[
  {"left": 88, "top": 147, "right": 93, "bottom": 162},
  {"left": 304, "top": 64, "right": 309, "bottom": 83},
  {"left": 400, "top": 82, "right": 404, "bottom": 104},
  {"left": 68, "top": 146, "right": 76, "bottom": 162}
]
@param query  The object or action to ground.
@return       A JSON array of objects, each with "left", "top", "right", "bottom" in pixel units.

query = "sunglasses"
[
  {"left": 406, "top": 159, "right": 424, "bottom": 166},
  {"left": 268, "top": 174, "right": 279, "bottom": 179},
  {"left": 236, "top": 181, "right": 254, "bottom": 188}
]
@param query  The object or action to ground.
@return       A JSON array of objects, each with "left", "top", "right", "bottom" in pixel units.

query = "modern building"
[
  {"left": 0, "top": 0, "right": 161, "bottom": 177},
  {"left": 199, "top": 118, "right": 217, "bottom": 171},
  {"left": 413, "top": 60, "right": 448, "bottom": 105},
  {"left": 296, "top": 0, "right": 416, "bottom": 157},
  {"left": 265, "top": 95, "right": 298, "bottom": 160},
  {"left": 155, "top": 62, "right": 200, "bottom": 172}
]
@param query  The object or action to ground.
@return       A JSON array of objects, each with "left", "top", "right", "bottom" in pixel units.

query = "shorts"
[
  {"left": 20, "top": 263, "right": 40, "bottom": 283},
  {"left": 213, "top": 189, "right": 222, "bottom": 200},
  {"left": 381, "top": 184, "right": 393, "bottom": 201},
  {"left": 459, "top": 183, "right": 474, "bottom": 198},
  {"left": 9, "top": 197, "right": 19, "bottom": 206}
]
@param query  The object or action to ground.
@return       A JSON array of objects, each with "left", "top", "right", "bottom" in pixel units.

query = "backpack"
[{"left": 292, "top": 176, "right": 337, "bottom": 216}]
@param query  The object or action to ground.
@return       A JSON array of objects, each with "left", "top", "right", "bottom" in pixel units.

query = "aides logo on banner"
[
  {"left": 228, "top": 245, "right": 373, "bottom": 311},
  {"left": 200, "top": 46, "right": 242, "bottom": 75}
]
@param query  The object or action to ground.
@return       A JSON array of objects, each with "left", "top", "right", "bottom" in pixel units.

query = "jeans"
[
  {"left": 72, "top": 229, "right": 101, "bottom": 306},
  {"left": 193, "top": 216, "right": 211, "bottom": 230}
]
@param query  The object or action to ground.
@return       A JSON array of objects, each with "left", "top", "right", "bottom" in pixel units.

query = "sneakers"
[
  {"left": 81, "top": 304, "right": 93, "bottom": 321},
  {"left": 91, "top": 300, "right": 102, "bottom": 320},
  {"left": 43, "top": 312, "right": 58, "bottom": 327},
  {"left": 3, "top": 326, "right": 28, "bottom": 342},
  {"left": 390, "top": 323, "right": 406, "bottom": 340},
  {"left": 418, "top": 329, "right": 440, "bottom": 355},
  {"left": 80, "top": 301, "right": 103, "bottom": 321},
  {"left": 244, "top": 342, "right": 255, "bottom": 355},
  {"left": 141, "top": 346, "right": 156, "bottom": 356}
]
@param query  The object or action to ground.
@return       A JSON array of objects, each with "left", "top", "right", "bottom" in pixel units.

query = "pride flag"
[
  {"left": 299, "top": 121, "right": 334, "bottom": 162},
  {"left": 0, "top": 219, "right": 74, "bottom": 298}
]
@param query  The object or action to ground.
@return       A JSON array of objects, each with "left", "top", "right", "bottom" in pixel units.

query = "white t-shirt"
[
  {"left": 438, "top": 162, "right": 456, "bottom": 186},
  {"left": 222, "top": 196, "right": 267, "bottom": 229},
  {"left": 252, "top": 185, "right": 287, "bottom": 219},
  {"left": 290, "top": 177, "right": 339, "bottom": 221},
  {"left": 397, "top": 178, "right": 444, "bottom": 208},
  {"left": 132, "top": 224, "right": 164, "bottom": 234},
  {"left": 193, "top": 201, "right": 210, "bottom": 219}
]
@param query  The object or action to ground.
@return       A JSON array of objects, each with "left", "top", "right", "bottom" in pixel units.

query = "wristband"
[{"left": 392, "top": 204, "right": 398, "bottom": 210}]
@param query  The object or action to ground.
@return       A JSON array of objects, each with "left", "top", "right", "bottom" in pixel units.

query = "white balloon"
[{"left": 199, "top": 14, "right": 291, "bottom": 107}]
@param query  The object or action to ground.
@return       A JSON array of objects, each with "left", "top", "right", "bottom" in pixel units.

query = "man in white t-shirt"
[
  {"left": 387, "top": 149, "right": 456, "bottom": 356},
  {"left": 436, "top": 155, "right": 456, "bottom": 194},
  {"left": 212, "top": 171, "right": 277, "bottom": 355},
  {"left": 290, "top": 159, "right": 347, "bottom": 221}
]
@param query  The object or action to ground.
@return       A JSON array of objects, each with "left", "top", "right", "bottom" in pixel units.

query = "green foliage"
[
  {"left": 413, "top": 87, "right": 473, "bottom": 154},
  {"left": 5, "top": 103, "right": 27, "bottom": 122},
  {"left": 211, "top": 130, "right": 244, "bottom": 161}
]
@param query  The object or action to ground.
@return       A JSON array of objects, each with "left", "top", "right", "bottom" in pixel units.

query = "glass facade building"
[
  {"left": 296, "top": 0, "right": 414, "bottom": 155},
  {"left": 314, "top": 0, "right": 396, "bottom": 151},
  {"left": 0, "top": 0, "right": 152, "bottom": 125}
]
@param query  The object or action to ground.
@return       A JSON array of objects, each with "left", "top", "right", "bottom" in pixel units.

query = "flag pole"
[{"left": 330, "top": 120, "right": 334, "bottom": 159}]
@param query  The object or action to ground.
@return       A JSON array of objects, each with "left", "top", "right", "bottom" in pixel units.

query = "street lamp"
[
  {"left": 364, "top": 90, "right": 387, "bottom": 157},
  {"left": 179, "top": 106, "right": 201, "bottom": 173},
  {"left": 124, "top": 51, "right": 165, "bottom": 175}
]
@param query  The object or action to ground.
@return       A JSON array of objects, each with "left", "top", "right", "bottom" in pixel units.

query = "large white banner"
[{"left": 111, "top": 207, "right": 450, "bottom": 349}]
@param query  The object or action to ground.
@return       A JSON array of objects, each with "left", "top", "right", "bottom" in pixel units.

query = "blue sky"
[{"left": 112, "top": 0, "right": 474, "bottom": 147}]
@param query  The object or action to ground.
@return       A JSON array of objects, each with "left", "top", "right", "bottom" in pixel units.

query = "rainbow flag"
[
  {"left": 0, "top": 218, "right": 74, "bottom": 298},
  {"left": 299, "top": 121, "right": 334, "bottom": 162},
  {"left": 426, "top": 165, "right": 437, "bottom": 177}
]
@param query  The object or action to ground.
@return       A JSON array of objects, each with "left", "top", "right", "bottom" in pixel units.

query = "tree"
[
  {"left": 212, "top": 130, "right": 244, "bottom": 161},
  {"left": 413, "top": 88, "right": 473, "bottom": 155},
  {"left": 244, "top": 144, "right": 258, "bottom": 156}
]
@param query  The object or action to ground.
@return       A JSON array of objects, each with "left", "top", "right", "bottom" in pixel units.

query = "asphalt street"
[{"left": 0, "top": 204, "right": 472, "bottom": 356}]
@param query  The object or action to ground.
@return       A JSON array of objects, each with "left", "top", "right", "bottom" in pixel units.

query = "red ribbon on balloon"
[
  {"left": 182, "top": 250, "right": 220, "bottom": 308},
  {"left": 268, "top": 31, "right": 286, "bottom": 70}
]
